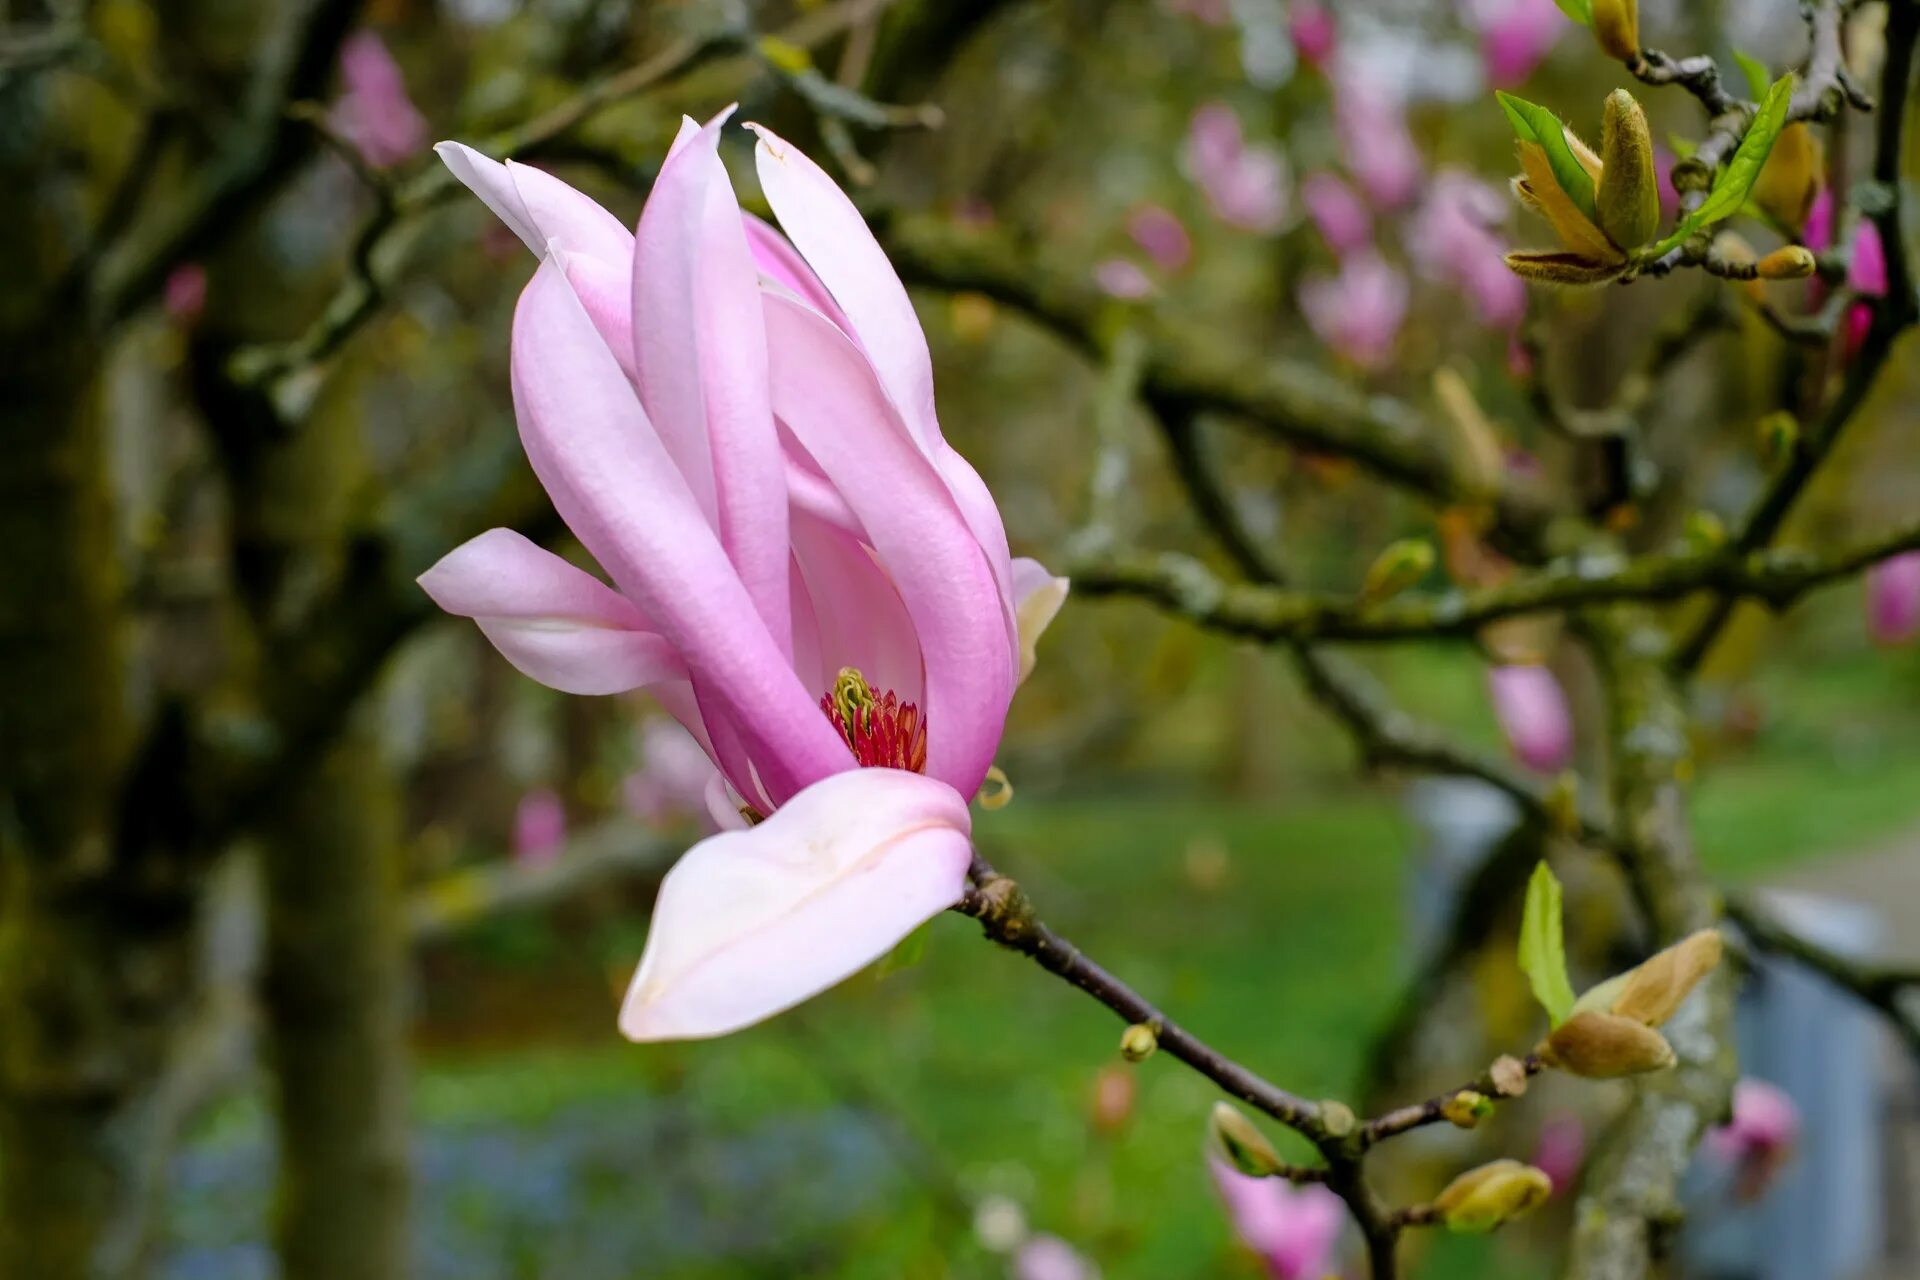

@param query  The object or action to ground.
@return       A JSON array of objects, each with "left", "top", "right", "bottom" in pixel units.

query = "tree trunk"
[{"left": 260, "top": 727, "right": 412, "bottom": 1280}]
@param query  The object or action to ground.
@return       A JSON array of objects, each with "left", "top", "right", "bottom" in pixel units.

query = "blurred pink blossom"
[
  {"left": 1805, "top": 187, "right": 1838, "bottom": 252},
  {"left": 1654, "top": 146, "right": 1681, "bottom": 220},
  {"left": 332, "top": 31, "right": 427, "bottom": 168},
  {"left": 1299, "top": 250, "right": 1408, "bottom": 368},
  {"left": 164, "top": 263, "right": 207, "bottom": 326},
  {"left": 622, "top": 719, "right": 718, "bottom": 824},
  {"left": 1705, "top": 1078, "right": 1799, "bottom": 1200},
  {"left": 511, "top": 787, "right": 567, "bottom": 867},
  {"left": 1471, "top": 0, "right": 1567, "bottom": 87},
  {"left": 1187, "top": 103, "right": 1290, "bottom": 233},
  {"left": 1210, "top": 1158, "right": 1345, "bottom": 1280},
  {"left": 1014, "top": 1234, "right": 1100, "bottom": 1280},
  {"left": 1332, "top": 70, "right": 1422, "bottom": 208},
  {"left": 1094, "top": 258, "right": 1158, "bottom": 299},
  {"left": 1867, "top": 551, "right": 1920, "bottom": 646},
  {"left": 1128, "top": 204, "right": 1193, "bottom": 272},
  {"left": 1488, "top": 663, "right": 1573, "bottom": 772},
  {"left": 1845, "top": 217, "right": 1889, "bottom": 352},
  {"left": 1531, "top": 1113, "right": 1586, "bottom": 1194},
  {"left": 1407, "top": 170, "right": 1526, "bottom": 329},
  {"left": 1301, "top": 171, "right": 1373, "bottom": 257},
  {"left": 1289, "top": 3, "right": 1338, "bottom": 71}
]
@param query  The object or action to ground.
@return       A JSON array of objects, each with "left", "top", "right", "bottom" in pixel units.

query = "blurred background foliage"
[{"left": 4, "top": 0, "right": 1918, "bottom": 1277}]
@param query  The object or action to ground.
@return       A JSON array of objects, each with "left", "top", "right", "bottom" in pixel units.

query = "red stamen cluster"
[{"left": 821, "top": 685, "right": 929, "bottom": 774}]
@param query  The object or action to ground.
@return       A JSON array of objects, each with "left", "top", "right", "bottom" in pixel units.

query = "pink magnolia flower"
[
  {"left": 1845, "top": 217, "right": 1888, "bottom": 353},
  {"left": 1332, "top": 69, "right": 1422, "bottom": 209},
  {"left": 511, "top": 787, "right": 567, "bottom": 867},
  {"left": 1299, "top": 250, "right": 1408, "bottom": 369},
  {"left": 1210, "top": 1158, "right": 1345, "bottom": 1280},
  {"left": 1531, "top": 1112, "right": 1586, "bottom": 1194},
  {"left": 1301, "top": 172, "right": 1373, "bottom": 257},
  {"left": 1654, "top": 146, "right": 1681, "bottom": 220},
  {"left": 1867, "top": 551, "right": 1920, "bottom": 646},
  {"left": 1128, "top": 204, "right": 1193, "bottom": 272},
  {"left": 1705, "top": 1078, "right": 1799, "bottom": 1200},
  {"left": 1470, "top": 0, "right": 1567, "bottom": 88},
  {"left": 1407, "top": 170, "right": 1526, "bottom": 329},
  {"left": 1488, "top": 663, "right": 1573, "bottom": 772},
  {"left": 421, "top": 112, "right": 1068, "bottom": 1042},
  {"left": 1289, "top": 3, "right": 1338, "bottom": 71},
  {"left": 164, "top": 263, "right": 208, "bottom": 326},
  {"left": 621, "top": 718, "right": 719, "bottom": 825},
  {"left": 332, "top": 31, "right": 427, "bottom": 168},
  {"left": 1187, "top": 103, "right": 1290, "bottom": 233},
  {"left": 1094, "top": 258, "right": 1158, "bottom": 299},
  {"left": 1014, "top": 1235, "right": 1101, "bottom": 1280}
]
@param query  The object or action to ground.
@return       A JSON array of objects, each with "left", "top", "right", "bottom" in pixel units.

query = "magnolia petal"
[
  {"left": 435, "top": 142, "right": 632, "bottom": 265},
  {"left": 619, "top": 768, "right": 972, "bottom": 1041},
  {"left": 747, "top": 123, "right": 940, "bottom": 453},
  {"left": 1504, "top": 250, "right": 1628, "bottom": 286},
  {"left": 790, "top": 507, "right": 927, "bottom": 709},
  {"left": 511, "top": 257, "right": 849, "bottom": 798},
  {"left": 418, "top": 528, "right": 683, "bottom": 694},
  {"left": 1012, "top": 557, "right": 1070, "bottom": 684},
  {"left": 763, "top": 292, "right": 1013, "bottom": 798},
  {"left": 632, "top": 111, "right": 792, "bottom": 656},
  {"left": 742, "top": 211, "right": 850, "bottom": 328}
]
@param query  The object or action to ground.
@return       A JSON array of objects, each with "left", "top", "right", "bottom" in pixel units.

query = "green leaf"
[
  {"left": 1732, "top": 49, "right": 1771, "bottom": 102},
  {"left": 1683, "top": 73, "right": 1796, "bottom": 235},
  {"left": 1551, "top": 0, "right": 1592, "bottom": 24},
  {"left": 1518, "top": 861, "right": 1577, "bottom": 1027},
  {"left": 1496, "top": 92, "right": 1598, "bottom": 224}
]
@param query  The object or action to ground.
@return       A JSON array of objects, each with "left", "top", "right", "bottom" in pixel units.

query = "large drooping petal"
[
  {"left": 762, "top": 292, "right": 1013, "bottom": 796},
  {"left": 619, "top": 768, "right": 973, "bottom": 1041},
  {"left": 418, "top": 528, "right": 683, "bottom": 694},
  {"left": 511, "top": 256, "right": 850, "bottom": 799},
  {"left": 632, "top": 112, "right": 791, "bottom": 656},
  {"left": 1012, "top": 557, "right": 1070, "bottom": 684}
]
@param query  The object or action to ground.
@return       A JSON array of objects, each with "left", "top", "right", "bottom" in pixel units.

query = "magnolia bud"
[
  {"left": 1433, "top": 368, "right": 1508, "bottom": 499},
  {"left": 1210, "top": 1103, "right": 1285, "bottom": 1177},
  {"left": 1753, "top": 123, "right": 1823, "bottom": 233},
  {"left": 1591, "top": 0, "right": 1640, "bottom": 62},
  {"left": 1435, "top": 1159, "right": 1554, "bottom": 1233},
  {"left": 1544, "top": 771, "right": 1581, "bottom": 835},
  {"left": 1539, "top": 1011, "right": 1677, "bottom": 1077},
  {"left": 1596, "top": 90, "right": 1660, "bottom": 249},
  {"left": 1488, "top": 1054, "right": 1532, "bottom": 1098},
  {"left": 1120, "top": 1022, "right": 1159, "bottom": 1062},
  {"left": 1319, "top": 1100, "right": 1357, "bottom": 1138},
  {"left": 1609, "top": 929, "right": 1724, "bottom": 1027},
  {"left": 1362, "top": 538, "right": 1435, "bottom": 602},
  {"left": 1713, "top": 231, "right": 1757, "bottom": 270},
  {"left": 1443, "top": 1090, "right": 1495, "bottom": 1129},
  {"left": 1756, "top": 245, "right": 1818, "bottom": 280}
]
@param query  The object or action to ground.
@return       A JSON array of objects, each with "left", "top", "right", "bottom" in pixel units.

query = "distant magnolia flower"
[
  {"left": 621, "top": 719, "right": 718, "bottom": 825},
  {"left": 1289, "top": 3, "right": 1338, "bottom": 71},
  {"left": 164, "top": 263, "right": 208, "bottom": 326},
  {"left": 1471, "top": 0, "right": 1567, "bottom": 88},
  {"left": 1094, "top": 257, "right": 1158, "bottom": 299},
  {"left": 1806, "top": 189, "right": 1887, "bottom": 357},
  {"left": 1128, "top": 204, "right": 1194, "bottom": 272},
  {"left": 1300, "top": 172, "right": 1372, "bottom": 257},
  {"left": 1209, "top": 1157, "right": 1345, "bottom": 1280},
  {"left": 1299, "top": 250, "right": 1408, "bottom": 369},
  {"left": 1488, "top": 663, "right": 1573, "bottom": 772},
  {"left": 1705, "top": 1078, "right": 1799, "bottom": 1200},
  {"left": 332, "top": 31, "right": 427, "bottom": 168},
  {"left": 1014, "top": 1234, "right": 1101, "bottom": 1280},
  {"left": 1408, "top": 170, "right": 1527, "bottom": 329},
  {"left": 422, "top": 111, "right": 1068, "bottom": 1041},
  {"left": 1867, "top": 551, "right": 1920, "bottom": 646},
  {"left": 1531, "top": 1112, "right": 1586, "bottom": 1194},
  {"left": 1187, "top": 103, "right": 1290, "bottom": 233},
  {"left": 511, "top": 787, "right": 567, "bottom": 866},
  {"left": 1331, "top": 68, "right": 1422, "bottom": 208}
]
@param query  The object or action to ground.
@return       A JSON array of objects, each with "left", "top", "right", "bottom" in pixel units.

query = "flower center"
[{"left": 821, "top": 667, "right": 928, "bottom": 773}]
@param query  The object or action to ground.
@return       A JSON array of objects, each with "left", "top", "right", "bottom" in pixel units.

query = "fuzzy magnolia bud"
[
  {"left": 1596, "top": 90, "right": 1660, "bottom": 250},
  {"left": 1210, "top": 1103, "right": 1285, "bottom": 1177},
  {"left": 1591, "top": 0, "right": 1640, "bottom": 62},
  {"left": 1609, "top": 929, "right": 1724, "bottom": 1027},
  {"left": 1753, "top": 122, "right": 1824, "bottom": 233},
  {"left": 1120, "top": 1022, "right": 1159, "bottom": 1062},
  {"left": 1713, "top": 231, "right": 1757, "bottom": 270},
  {"left": 1756, "top": 245, "right": 1818, "bottom": 280},
  {"left": 1362, "top": 538, "right": 1435, "bottom": 602},
  {"left": 1539, "top": 1010, "right": 1677, "bottom": 1077},
  {"left": 1319, "top": 1100, "right": 1357, "bottom": 1138},
  {"left": 1435, "top": 1159, "right": 1554, "bottom": 1233},
  {"left": 1443, "top": 1090, "right": 1495, "bottom": 1130}
]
